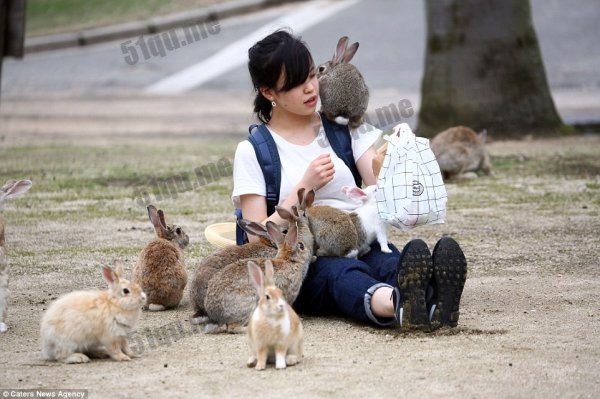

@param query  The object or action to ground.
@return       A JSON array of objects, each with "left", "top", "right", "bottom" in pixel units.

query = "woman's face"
[{"left": 265, "top": 66, "right": 319, "bottom": 117}]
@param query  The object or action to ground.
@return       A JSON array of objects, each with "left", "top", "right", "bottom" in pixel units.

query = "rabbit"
[
  {"left": 302, "top": 186, "right": 390, "bottom": 258},
  {"left": 317, "top": 36, "right": 369, "bottom": 129},
  {"left": 430, "top": 126, "right": 492, "bottom": 180},
  {"left": 342, "top": 185, "right": 392, "bottom": 255},
  {"left": 202, "top": 202, "right": 314, "bottom": 333},
  {"left": 246, "top": 259, "right": 303, "bottom": 370},
  {"left": 40, "top": 263, "right": 146, "bottom": 363},
  {"left": 0, "top": 179, "right": 32, "bottom": 333},
  {"left": 189, "top": 219, "right": 279, "bottom": 325},
  {"left": 133, "top": 205, "right": 189, "bottom": 311}
]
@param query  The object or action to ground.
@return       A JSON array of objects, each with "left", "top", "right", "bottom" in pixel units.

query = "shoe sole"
[
  {"left": 431, "top": 237, "right": 467, "bottom": 327},
  {"left": 396, "top": 239, "right": 433, "bottom": 327}
]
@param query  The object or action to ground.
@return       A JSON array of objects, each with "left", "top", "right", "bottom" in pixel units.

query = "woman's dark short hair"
[{"left": 248, "top": 30, "right": 314, "bottom": 123}]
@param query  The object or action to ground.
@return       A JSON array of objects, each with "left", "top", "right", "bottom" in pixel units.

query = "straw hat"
[{"left": 204, "top": 222, "right": 237, "bottom": 248}]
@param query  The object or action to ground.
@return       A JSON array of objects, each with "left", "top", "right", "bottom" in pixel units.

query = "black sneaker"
[
  {"left": 396, "top": 239, "right": 433, "bottom": 327},
  {"left": 430, "top": 237, "right": 467, "bottom": 327}
]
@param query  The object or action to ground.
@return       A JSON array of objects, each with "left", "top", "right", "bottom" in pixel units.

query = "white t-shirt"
[{"left": 232, "top": 119, "right": 382, "bottom": 211}]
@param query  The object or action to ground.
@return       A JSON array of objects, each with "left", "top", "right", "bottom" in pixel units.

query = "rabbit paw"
[
  {"left": 247, "top": 356, "right": 257, "bottom": 368},
  {"left": 65, "top": 353, "right": 90, "bottom": 364},
  {"left": 285, "top": 354, "right": 300, "bottom": 366},
  {"left": 334, "top": 116, "right": 350, "bottom": 125},
  {"left": 148, "top": 304, "right": 166, "bottom": 311},
  {"left": 109, "top": 352, "right": 132, "bottom": 362},
  {"left": 380, "top": 245, "right": 392, "bottom": 253},
  {"left": 190, "top": 316, "right": 209, "bottom": 325}
]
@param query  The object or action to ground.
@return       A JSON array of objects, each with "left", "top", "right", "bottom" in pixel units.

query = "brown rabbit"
[
  {"left": 202, "top": 205, "right": 314, "bottom": 333},
  {"left": 133, "top": 205, "right": 189, "bottom": 311},
  {"left": 0, "top": 179, "right": 32, "bottom": 333},
  {"left": 430, "top": 126, "right": 492, "bottom": 180},
  {"left": 246, "top": 260, "right": 303, "bottom": 370},
  {"left": 189, "top": 219, "right": 279, "bottom": 325}
]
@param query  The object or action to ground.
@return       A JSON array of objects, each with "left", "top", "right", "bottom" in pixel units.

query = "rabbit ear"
[
  {"left": 303, "top": 189, "right": 316, "bottom": 208},
  {"left": 0, "top": 179, "right": 32, "bottom": 204},
  {"left": 477, "top": 129, "right": 488, "bottom": 143},
  {"left": 275, "top": 206, "right": 296, "bottom": 223},
  {"left": 342, "top": 42, "right": 359, "bottom": 63},
  {"left": 342, "top": 186, "right": 367, "bottom": 201},
  {"left": 113, "top": 261, "right": 125, "bottom": 279},
  {"left": 266, "top": 221, "right": 285, "bottom": 245},
  {"left": 291, "top": 205, "right": 300, "bottom": 218},
  {"left": 284, "top": 222, "right": 298, "bottom": 247},
  {"left": 297, "top": 188, "right": 306, "bottom": 205},
  {"left": 237, "top": 219, "right": 268, "bottom": 238},
  {"left": 102, "top": 265, "right": 119, "bottom": 286},
  {"left": 157, "top": 209, "right": 167, "bottom": 228},
  {"left": 333, "top": 36, "right": 349, "bottom": 64},
  {"left": 247, "top": 261, "right": 264, "bottom": 294},
  {"left": 264, "top": 260, "right": 275, "bottom": 286},
  {"left": 147, "top": 205, "right": 167, "bottom": 238}
]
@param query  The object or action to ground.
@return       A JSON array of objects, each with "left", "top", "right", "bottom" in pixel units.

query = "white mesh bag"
[{"left": 375, "top": 123, "right": 447, "bottom": 230}]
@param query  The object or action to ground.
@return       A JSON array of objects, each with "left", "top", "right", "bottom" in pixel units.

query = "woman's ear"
[{"left": 259, "top": 86, "right": 275, "bottom": 101}]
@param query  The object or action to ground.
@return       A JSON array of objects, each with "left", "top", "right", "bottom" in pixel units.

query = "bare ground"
[{"left": 0, "top": 93, "right": 599, "bottom": 398}]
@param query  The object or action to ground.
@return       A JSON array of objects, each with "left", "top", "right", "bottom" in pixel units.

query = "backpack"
[{"left": 235, "top": 113, "right": 362, "bottom": 244}]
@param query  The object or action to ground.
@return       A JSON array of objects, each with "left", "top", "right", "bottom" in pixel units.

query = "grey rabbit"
[
  {"left": 430, "top": 126, "right": 492, "bottom": 180},
  {"left": 317, "top": 36, "right": 369, "bottom": 129},
  {"left": 202, "top": 194, "right": 314, "bottom": 333},
  {"left": 189, "top": 219, "right": 279, "bottom": 325}
]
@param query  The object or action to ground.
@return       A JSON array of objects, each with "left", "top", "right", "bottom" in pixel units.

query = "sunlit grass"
[{"left": 26, "top": 0, "right": 231, "bottom": 37}]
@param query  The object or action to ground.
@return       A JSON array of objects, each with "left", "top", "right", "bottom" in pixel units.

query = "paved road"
[{"left": 1, "top": 0, "right": 599, "bottom": 126}]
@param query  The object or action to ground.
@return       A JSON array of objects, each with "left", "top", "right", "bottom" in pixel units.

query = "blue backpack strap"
[
  {"left": 320, "top": 112, "right": 362, "bottom": 188},
  {"left": 235, "top": 123, "right": 281, "bottom": 245}
]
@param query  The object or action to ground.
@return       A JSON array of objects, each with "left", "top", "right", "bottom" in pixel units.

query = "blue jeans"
[{"left": 293, "top": 243, "right": 402, "bottom": 326}]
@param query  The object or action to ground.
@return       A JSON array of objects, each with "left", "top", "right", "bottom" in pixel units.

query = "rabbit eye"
[
  {"left": 122, "top": 288, "right": 130, "bottom": 295},
  {"left": 318, "top": 65, "right": 326, "bottom": 73},
  {"left": 176, "top": 227, "right": 182, "bottom": 235},
  {"left": 265, "top": 294, "right": 271, "bottom": 301},
  {"left": 298, "top": 242, "right": 305, "bottom": 250}
]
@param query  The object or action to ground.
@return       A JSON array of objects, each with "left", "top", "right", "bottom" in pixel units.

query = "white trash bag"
[{"left": 375, "top": 123, "right": 447, "bottom": 230}]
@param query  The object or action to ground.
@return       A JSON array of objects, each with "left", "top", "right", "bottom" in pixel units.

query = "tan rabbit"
[
  {"left": 202, "top": 201, "right": 314, "bottom": 333},
  {"left": 246, "top": 260, "right": 303, "bottom": 370},
  {"left": 40, "top": 263, "right": 146, "bottom": 363},
  {"left": 189, "top": 219, "right": 279, "bottom": 325},
  {"left": 430, "top": 126, "right": 492, "bottom": 180},
  {"left": 133, "top": 205, "right": 188, "bottom": 311},
  {"left": 0, "top": 179, "right": 32, "bottom": 333}
]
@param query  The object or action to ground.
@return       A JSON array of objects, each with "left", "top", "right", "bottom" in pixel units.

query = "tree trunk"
[{"left": 417, "top": 0, "right": 564, "bottom": 138}]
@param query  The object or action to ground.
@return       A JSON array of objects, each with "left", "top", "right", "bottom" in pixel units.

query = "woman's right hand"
[{"left": 300, "top": 153, "right": 335, "bottom": 191}]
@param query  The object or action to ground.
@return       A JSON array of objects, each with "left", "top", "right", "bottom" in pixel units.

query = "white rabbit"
[
  {"left": 0, "top": 179, "right": 32, "bottom": 333},
  {"left": 342, "top": 185, "right": 392, "bottom": 255},
  {"left": 246, "top": 259, "right": 303, "bottom": 370},
  {"left": 40, "top": 263, "right": 146, "bottom": 363}
]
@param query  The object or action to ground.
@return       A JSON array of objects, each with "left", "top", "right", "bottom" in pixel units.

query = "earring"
[{"left": 271, "top": 100, "right": 277, "bottom": 108}]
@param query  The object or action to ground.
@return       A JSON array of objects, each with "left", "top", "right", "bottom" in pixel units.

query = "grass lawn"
[{"left": 26, "top": 0, "right": 232, "bottom": 37}]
